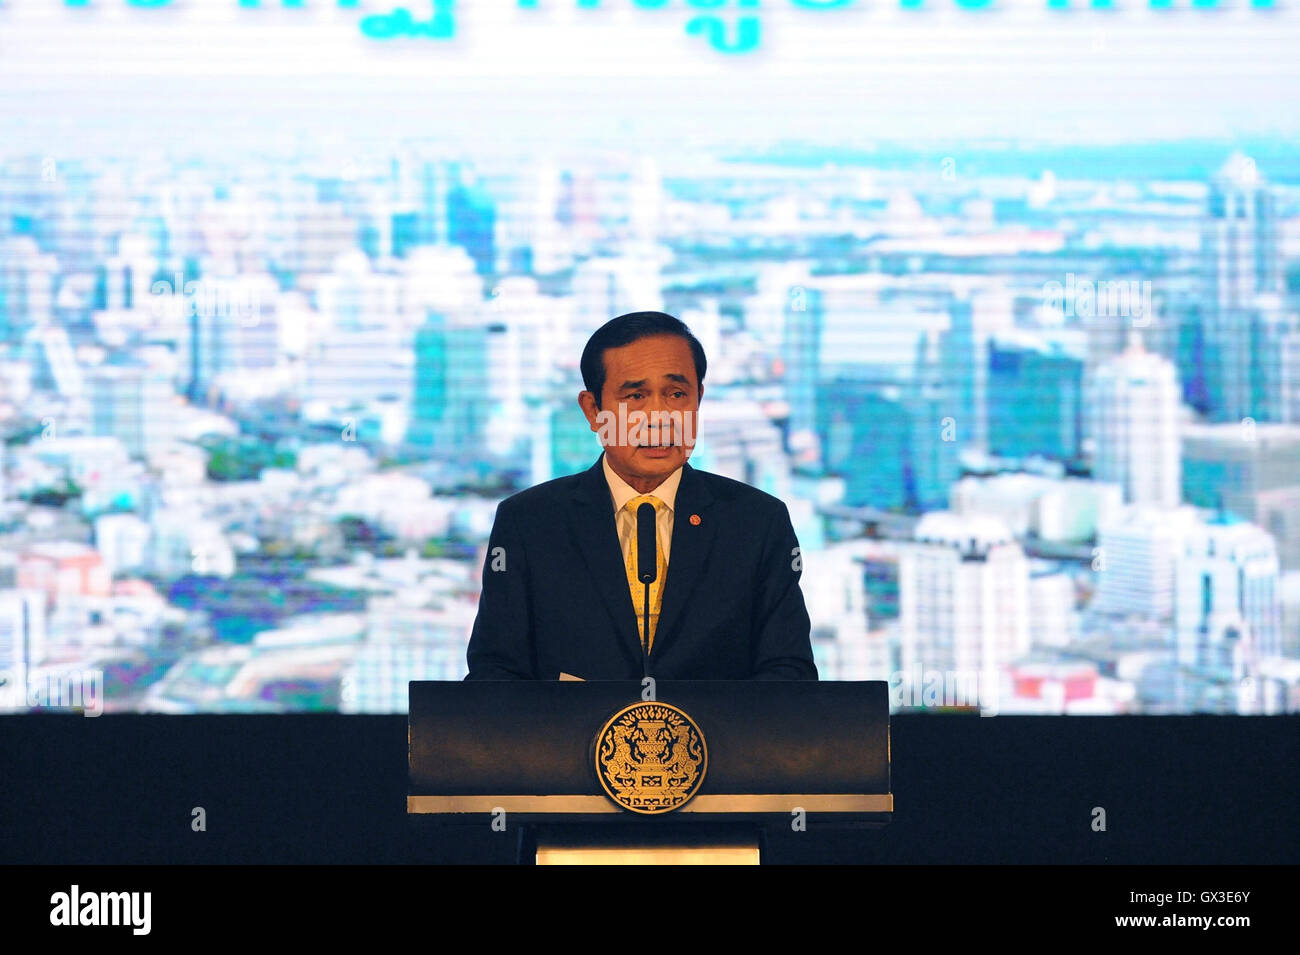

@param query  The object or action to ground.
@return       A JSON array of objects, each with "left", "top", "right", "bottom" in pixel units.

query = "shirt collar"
[{"left": 602, "top": 454, "right": 683, "bottom": 515}]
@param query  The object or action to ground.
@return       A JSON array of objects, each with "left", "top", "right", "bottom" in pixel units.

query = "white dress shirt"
[{"left": 602, "top": 454, "right": 683, "bottom": 567}]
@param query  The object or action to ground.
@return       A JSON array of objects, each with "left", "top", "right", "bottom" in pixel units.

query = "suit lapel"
[
  {"left": 652, "top": 461, "right": 717, "bottom": 660},
  {"left": 569, "top": 455, "right": 644, "bottom": 667}
]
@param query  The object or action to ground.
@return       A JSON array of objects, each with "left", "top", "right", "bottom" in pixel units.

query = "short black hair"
[{"left": 580, "top": 311, "right": 707, "bottom": 408}]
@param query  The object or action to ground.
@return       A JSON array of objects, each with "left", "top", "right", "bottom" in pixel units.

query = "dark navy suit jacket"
[{"left": 465, "top": 454, "right": 818, "bottom": 680}]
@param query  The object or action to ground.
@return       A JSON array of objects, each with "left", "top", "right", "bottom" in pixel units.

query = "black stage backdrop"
[{"left": 2, "top": 714, "right": 1295, "bottom": 866}]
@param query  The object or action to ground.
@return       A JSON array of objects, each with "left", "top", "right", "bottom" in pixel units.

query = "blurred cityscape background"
[
  {"left": 3, "top": 142, "right": 1300, "bottom": 715},
  {"left": 2, "top": 1, "right": 1300, "bottom": 715}
]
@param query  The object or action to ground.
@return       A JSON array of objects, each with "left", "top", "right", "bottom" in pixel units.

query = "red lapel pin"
[{"left": 689, "top": 514, "right": 701, "bottom": 526}]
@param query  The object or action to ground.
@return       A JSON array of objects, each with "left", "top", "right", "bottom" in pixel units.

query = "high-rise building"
[
  {"left": 750, "top": 262, "right": 814, "bottom": 350},
  {"left": 1029, "top": 566, "right": 1075, "bottom": 649},
  {"left": 185, "top": 272, "right": 280, "bottom": 401},
  {"left": 680, "top": 303, "right": 721, "bottom": 381},
  {"left": 812, "top": 291, "right": 957, "bottom": 513},
  {"left": 445, "top": 164, "right": 497, "bottom": 278},
  {"left": 1280, "top": 571, "right": 1300, "bottom": 658},
  {"left": 277, "top": 193, "right": 359, "bottom": 277},
  {"left": 485, "top": 276, "right": 564, "bottom": 403},
  {"left": 0, "top": 589, "right": 46, "bottom": 710},
  {"left": 491, "top": 159, "right": 574, "bottom": 276},
  {"left": 799, "top": 541, "right": 885, "bottom": 681},
  {"left": 0, "top": 156, "right": 59, "bottom": 255},
  {"left": 530, "top": 392, "right": 596, "bottom": 486},
  {"left": 782, "top": 284, "right": 822, "bottom": 451},
  {"left": 1092, "top": 505, "right": 1199, "bottom": 620},
  {"left": 21, "top": 324, "right": 83, "bottom": 397},
  {"left": 1279, "top": 323, "right": 1300, "bottom": 424},
  {"left": 1088, "top": 331, "right": 1181, "bottom": 508},
  {"left": 0, "top": 236, "right": 57, "bottom": 343},
  {"left": 689, "top": 398, "right": 789, "bottom": 500},
  {"left": 296, "top": 254, "right": 412, "bottom": 412},
  {"left": 1175, "top": 514, "right": 1281, "bottom": 681},
  {"left": 301, "top": 323, "right": 413, "bottom": 412},
  {"left": 819, "top": 376, "right": 956, "bottom": 513},
  {"left": 1200, "top": 153, "right": 1285, "bottom": 423},
  {"left": 941, "top": 289, "right": 1016, "bottom": 454},
  {"left": 555, "top": 167, "right": 600, "bottom": 237},
  {"left": 1182, "top": 422, "right": 1300, "bottom": 570},
  {"left": 987, "top": 331, "right": 1085, "bottom": 463},
  {"left": 780, "top": 273, "right": 955, "bottom": 469},
  {"left": 898, "top": 511, "right": 1031, "bottom": 677},
  {"left": 389, "top": 150, "right": 457, "bottom": 249},
  {"left": 1205, "top": 152, "right": 1280, "bottom": 318},
  {"left": 482, "top": 319, "right": 533, "bottom": 457},
  {"left": 100, "top": 232, "right": 159, "bottom": 312},
  {"left": 86, "top": 363, "right": 177, "bottom": 459},
  {"left": 813, "top": 275, "right": 952, "bottom": 377},
  {"left": 1249, "top": 298, "right": 1300, "bottom": 425},
  {"left": 409, "top": 311, "right": 490, "bottom": 456},
  {"left": 1081, "top": 306, "right": 1177, "bottom": 389}
]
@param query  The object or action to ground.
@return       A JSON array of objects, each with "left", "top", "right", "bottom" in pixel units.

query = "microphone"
[
  {"left": 636, "top": 501, "right": 657, "bottom": 678},
  {"left": 637, "top": 502, "right": 658, "bottom": 585}
]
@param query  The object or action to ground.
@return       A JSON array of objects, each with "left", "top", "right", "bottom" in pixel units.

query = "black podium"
[{"left": 408, "top": 680, "right": 892, "bottom": 864}]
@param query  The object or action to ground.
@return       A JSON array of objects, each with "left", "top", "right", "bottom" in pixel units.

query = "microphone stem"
[{"left": 642, "top": 581, "right": 651, "bottom": 680}]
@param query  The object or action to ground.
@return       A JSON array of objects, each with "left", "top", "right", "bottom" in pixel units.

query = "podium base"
[{"left": 525, "top": 823, "right": 761, "bottom": 865}]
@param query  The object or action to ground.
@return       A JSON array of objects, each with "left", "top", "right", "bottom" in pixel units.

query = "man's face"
[{"left": 579, "top": 334, "right": 701, "bottom": 491}]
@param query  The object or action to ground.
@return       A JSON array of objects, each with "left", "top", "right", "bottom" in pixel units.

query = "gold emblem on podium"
[{"left": 594, "top": 702, "right": 707, "bottom": 814}]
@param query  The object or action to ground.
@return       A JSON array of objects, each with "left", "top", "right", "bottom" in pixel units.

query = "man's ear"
[{"left": 578, "top": 390, "right": 601, "bottom": 432}]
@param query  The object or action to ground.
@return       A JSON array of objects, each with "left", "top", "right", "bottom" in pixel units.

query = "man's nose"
[{"left": 645, "top": 407, "right": 678, "bottom": 443}]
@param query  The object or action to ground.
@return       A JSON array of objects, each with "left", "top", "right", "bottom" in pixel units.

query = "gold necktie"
[{"left": 624, "top": 494, "right": 667, "bottom": 653}]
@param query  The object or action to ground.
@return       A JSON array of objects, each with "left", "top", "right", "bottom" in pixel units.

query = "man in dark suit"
[{"left": 465, "top": 311, "right": 817, "bottom": 680}]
